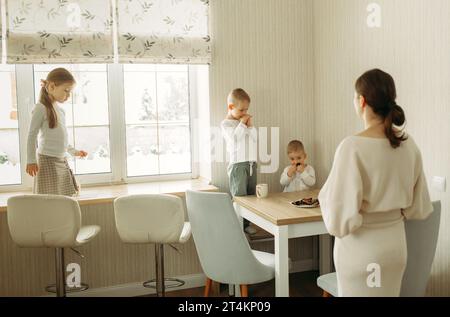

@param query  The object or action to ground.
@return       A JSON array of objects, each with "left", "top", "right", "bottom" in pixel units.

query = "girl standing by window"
[{"left": 26, "top": 68, "right": 87, "bottom": 196}]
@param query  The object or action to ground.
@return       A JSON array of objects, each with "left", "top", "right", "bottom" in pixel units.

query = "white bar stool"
[
  {"left": 114, "top": 194, "right": 192, "bottom": 297},
  {"left": 7, "top": 195, "right": 101, "bottom": 297}
]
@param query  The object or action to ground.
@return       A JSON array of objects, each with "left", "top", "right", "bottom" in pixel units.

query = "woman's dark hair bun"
[
  {"left": 391, "top": 104, "right": 405, "bottom": 127},
  {"left": 355, "top": 69, "right": 408, "bottom": 149}
]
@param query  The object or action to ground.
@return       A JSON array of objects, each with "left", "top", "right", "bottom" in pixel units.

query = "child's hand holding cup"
[{"left": 256, "top": 184, "right": 269, "bottom": 198}]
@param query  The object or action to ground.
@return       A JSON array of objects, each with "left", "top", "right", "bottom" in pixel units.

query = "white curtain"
[
  {"left": 6, "top": 0, "right": 114, "bottom": 63},
  {"left": 117, "top": 0, "right": 211, "bottom": 64}
]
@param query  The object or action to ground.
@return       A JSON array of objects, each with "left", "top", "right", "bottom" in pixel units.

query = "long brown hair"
[
  {"left": 39, "top": 68, "right": 76, "bottom": 129},
  {"left": 355, "top": 69, "right": 407, "bottom": 148}
]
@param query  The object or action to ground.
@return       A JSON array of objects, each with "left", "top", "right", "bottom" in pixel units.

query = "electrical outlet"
[{"left": 432, "top": 176, "right": 446, "bottom": 192}]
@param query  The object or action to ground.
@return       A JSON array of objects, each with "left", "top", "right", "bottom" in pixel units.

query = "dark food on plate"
[{"left": 292, "top": 197, "right": 319, "bottom": 206}]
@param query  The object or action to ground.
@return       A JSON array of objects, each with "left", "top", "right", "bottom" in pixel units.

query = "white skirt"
[{"left": 334, "top": 210, "right": 407, "bottom": 297}]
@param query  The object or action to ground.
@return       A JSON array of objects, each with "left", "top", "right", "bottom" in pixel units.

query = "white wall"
[{"left": 209, "top": 0, "right": 316, "bottom": 263}]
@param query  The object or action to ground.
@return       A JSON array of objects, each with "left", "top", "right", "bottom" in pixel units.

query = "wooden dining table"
[{"left": 233, "top": 189, "right": 332, "bottom": 297}]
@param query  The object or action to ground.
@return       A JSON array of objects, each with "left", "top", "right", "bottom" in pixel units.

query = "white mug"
[{"left": 256, "top": 184, "right": 269, "bottom": 198}]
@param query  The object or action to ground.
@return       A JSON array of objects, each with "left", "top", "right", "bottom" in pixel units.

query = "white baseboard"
[{"left": 43, "top": 259, "right": 314, "bottom": 297}]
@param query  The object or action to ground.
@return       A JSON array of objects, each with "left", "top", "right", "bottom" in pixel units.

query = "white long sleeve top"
[
  {"left": 318, "top": 135, "right": 433, "bottom": 238},
  {"left": 280, "top": 165, "right": 316, "bottom": 192},
  {"left": 27, "top": 103, "right": 78, "bottom": 164},
  {"left": 220, "top": 119, "right": 258, "bottom": 166}
]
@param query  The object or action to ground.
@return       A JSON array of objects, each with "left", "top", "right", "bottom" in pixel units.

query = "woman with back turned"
[{"left": 318, "top": 69, "right": 433, "bottom": 296}]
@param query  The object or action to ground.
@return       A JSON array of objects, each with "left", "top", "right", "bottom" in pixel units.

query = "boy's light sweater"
[
  {"left": 221, "top": 119, "right": 257, "bottom": 166},
  {"left": 280, "top": 165, "right": 316, "bottom": 192}
]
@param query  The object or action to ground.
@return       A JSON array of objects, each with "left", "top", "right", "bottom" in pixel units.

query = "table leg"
[
  {"left": 233, "top": 202, "right": 244, "bottom": 228},
  {"left": 235, "top": 284, "right": 241, "bottom": 297},
  {"left": 228, "top": 284, "right": 235, "bottom": 296},
  {"left": 274, "top": 225, "right": 289, "bottom": 297}
]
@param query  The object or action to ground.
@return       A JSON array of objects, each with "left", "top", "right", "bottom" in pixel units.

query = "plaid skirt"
[{"left": 34, "top": 154, "right": 79, "bottom": 197}]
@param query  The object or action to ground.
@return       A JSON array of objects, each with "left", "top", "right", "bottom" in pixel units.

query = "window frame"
[
  {"left": 0, "top": 64, "right": 24, "bottom": 190},
  {"left": 0, "top": 64, "right": 201, "bottom": 192}
]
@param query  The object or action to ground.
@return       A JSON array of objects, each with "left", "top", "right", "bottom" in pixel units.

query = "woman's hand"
[
  {"left": 76, "top": 150, "right": 88, "bottom": 158},
  {"left": 26, "top": 164, "right": 39, "bottom": 177}
]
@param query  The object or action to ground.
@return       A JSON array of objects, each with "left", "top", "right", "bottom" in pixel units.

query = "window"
[
  {"left": 123, "top": 64, "right": 191, "bottom": 177},
  {"left": 0, "top": 65, "right": 20, "bottom": 186},
  {"left": 0, "top": 63, "right": 204, "bottom": 191}
]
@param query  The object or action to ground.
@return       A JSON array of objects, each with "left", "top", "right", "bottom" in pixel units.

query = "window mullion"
[
  {"left": 15, "top": 64, "right": 35, "bottom": 190},
  {"left": 188, "top": 65, "right": 199, "bottom": 179},
  {"left": 107, "top": 63, "right": 127, "bottom": 183},
  {"left": 155, "top": 71, "right": 160, "bottom": 175}
]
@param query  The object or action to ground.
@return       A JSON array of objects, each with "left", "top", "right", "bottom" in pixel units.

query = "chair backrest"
[
  {"left": 185, "top": 190, "right": 273, "bottom": 285},
  {"left": 114, "top": 194, "right": 185, "bottom": 244},
  {"left": 7, "top": 195, "right": 81, "bottom": 248},
  {"left": 401, "top": 201, "right": 441, "bottom": 297}
]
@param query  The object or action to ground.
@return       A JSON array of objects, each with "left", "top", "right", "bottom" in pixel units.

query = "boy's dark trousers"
[{"left": 228, "top": 162, "right": 257, "bottom": 230}]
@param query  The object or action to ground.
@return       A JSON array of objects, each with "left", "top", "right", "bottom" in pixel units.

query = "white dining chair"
[
  {"left": 185, "top": 190, "right": 275, "bottom": 297},
  {"left": 317, "top": 201, "right": 441, "bottom": 297},
  {"left": 400, "top": 200, "right": 441, "bottom": 296}
]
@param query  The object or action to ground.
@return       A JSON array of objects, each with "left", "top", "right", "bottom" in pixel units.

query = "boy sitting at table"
[{"left": 280, "top": 140, "right": 316, "bottom": 192}]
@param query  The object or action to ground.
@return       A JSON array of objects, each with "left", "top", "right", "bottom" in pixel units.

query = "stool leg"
[
  {"left": 155, "top": 244, "right": 165, "bottom": 297},
  {"left": 55, "top": 248, "right": 66, "bottom": 297},
  {"left": 204, "top": 278, "right": 212, "bottom": 297},
  {"left": 323, "top": 290, "right": 332, "bottom": 297},
  {"left": 240, "top": 285, "right": 248, "bottom": 297}
]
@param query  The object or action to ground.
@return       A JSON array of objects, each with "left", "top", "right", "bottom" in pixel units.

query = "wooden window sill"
[{"left": 0, "top": 178, "right": 218, "bottom": 213}]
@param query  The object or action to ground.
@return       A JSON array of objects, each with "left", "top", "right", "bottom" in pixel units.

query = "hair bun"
[{"left": 391, "top": 104, "right": 405, "bottom": 126}]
